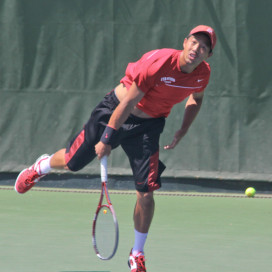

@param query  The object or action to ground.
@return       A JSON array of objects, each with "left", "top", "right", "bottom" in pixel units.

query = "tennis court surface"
[{"left": 1, "top": 185, "right": 272, "bottom": 272}]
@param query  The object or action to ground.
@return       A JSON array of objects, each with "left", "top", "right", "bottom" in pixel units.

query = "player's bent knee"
[{"left": 66, "top": 162, "right": 82, "bottom": 172}]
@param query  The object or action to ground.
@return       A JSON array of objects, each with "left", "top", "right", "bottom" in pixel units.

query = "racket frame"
[{"left": 92, "top": 156, "right": 119, "bottom": 260}]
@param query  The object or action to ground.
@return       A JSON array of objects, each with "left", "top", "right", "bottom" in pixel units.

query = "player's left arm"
[{"left": 164, "top": 91, "right": 204, "bottom": 150}]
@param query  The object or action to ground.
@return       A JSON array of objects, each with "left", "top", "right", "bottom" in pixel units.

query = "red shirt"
[{"left": 120, "top": 48, "right": 211, "bottom": 118}]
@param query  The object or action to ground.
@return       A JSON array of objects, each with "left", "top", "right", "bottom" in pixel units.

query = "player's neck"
[{"left": 180, "top": 65, "right": 195, "bottom": 73}]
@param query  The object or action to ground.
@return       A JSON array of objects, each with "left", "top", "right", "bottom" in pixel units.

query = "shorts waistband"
[{"left": 105, "top": 89, "right": 120, "bottom": 107}]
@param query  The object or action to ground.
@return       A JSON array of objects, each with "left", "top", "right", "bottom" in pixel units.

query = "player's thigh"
[
  {"left": 65, "top": 128, "right": 96, "bottom": 171},
  {"left": 121, "top": 132, "right": 165, "bottom": 192}
]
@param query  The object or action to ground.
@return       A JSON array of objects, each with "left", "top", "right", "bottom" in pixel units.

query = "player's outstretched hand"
[
  {"left": 95, "top": 141, "right": 112, "bottom": 160},
  {"left": 164, "top": 129, "right": 187, "bottom": 150}
]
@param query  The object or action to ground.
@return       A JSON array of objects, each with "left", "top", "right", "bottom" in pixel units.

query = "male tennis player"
[{"left": 15, "top": 25, "right": 216, "bottom": 272}]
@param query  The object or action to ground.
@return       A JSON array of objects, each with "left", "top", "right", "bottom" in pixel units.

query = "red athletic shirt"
[{"left": 120, "top": 48, "right": 211, "bottom": 118}]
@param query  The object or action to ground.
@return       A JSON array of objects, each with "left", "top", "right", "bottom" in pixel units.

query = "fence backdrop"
[{"left": 0, "top": 0, "right": 271, "bottom": 181}]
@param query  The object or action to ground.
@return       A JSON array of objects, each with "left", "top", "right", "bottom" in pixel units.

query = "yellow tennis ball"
[
  {"left": 103, "top": 209, "right": 107, "bottom": 214},
  {"left": 245, "top": 187, "right": 256, "bottom": 197}
]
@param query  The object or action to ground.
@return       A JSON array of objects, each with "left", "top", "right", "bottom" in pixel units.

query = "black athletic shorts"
[{"left": 65, "top": 90, "right": 166, "bottom": 192}]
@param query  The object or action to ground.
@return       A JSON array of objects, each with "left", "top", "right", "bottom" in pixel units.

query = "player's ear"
[{"left": 183, "top": 37, "right": 188, "bottom": 49}]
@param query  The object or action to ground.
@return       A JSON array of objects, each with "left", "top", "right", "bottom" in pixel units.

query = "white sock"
[
  {"left": 38, "top": 155, "right": 53, "bottom": 175},
  {"left": 132, "top": 229, "right": 148, "bottom": 256}
]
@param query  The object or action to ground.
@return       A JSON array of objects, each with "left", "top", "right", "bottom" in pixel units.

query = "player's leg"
[
  {"left": 121, "top": 116, "right": 165, "bottom": 271},
  {"left": 128, "top": 191, "right": 155, "bottom": 272},
  {"left": 50, "top": 148, "right": 67, "bottom": 169},
  {"left": 14, "top": 90, "right": 119, "bottom": 194},
  {"left": 126, "top": 152, "right": 165, "bottom": 272},
  {"left": 134, "top": 191, "right": 154, "bottom": 233},
  {"left": 129, "top": 151, "right": 165, "bottom": 256},
  {"left": 14, "top": 127, "right": 96, "bottom": 194}
]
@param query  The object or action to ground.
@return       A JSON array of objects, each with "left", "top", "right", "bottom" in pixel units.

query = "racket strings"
[{"left": 95, "top": 206, "right": 117, "bottom": 258}]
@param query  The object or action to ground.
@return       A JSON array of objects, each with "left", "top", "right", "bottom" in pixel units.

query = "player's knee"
[
  {"left": 136, "top": 191, "right": 154, "bottom": 206},
  {"left": 66, "top": 162, "right": 82, "bottom": 172}
]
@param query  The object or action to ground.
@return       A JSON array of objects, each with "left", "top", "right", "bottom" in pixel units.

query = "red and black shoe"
[
  {"left": 128, "top": 249, "right": 146, "bottom": 272},
  {"left": 14, "top": 154, "right": 49, "bottom": 194}
]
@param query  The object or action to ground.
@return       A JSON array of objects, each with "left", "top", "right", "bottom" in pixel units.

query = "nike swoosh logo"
[{"left": 197, "top": 79, "right": 204, "bottom": 82}]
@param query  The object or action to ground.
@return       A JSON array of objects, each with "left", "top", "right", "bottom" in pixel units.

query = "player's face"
[{"left": 183, "top": 33, "right": 211, "bottom": 66}]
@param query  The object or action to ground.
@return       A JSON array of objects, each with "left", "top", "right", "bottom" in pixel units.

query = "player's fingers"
[
  {"left": 164, "top": 136, "right": 182, "bottom": 149},
  {"left": 164, "top": 141, "right": 176, "bottom": 150}
]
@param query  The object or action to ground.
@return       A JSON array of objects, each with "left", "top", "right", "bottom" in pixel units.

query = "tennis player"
[{"left": 15, "top": 25, "right": 216, "bottom": 272}]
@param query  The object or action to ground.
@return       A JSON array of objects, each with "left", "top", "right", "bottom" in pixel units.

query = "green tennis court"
[{"left": 1, "top": 188, "right": 272, "bottom": 272}]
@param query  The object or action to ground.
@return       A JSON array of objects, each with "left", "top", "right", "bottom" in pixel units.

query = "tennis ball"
[
  {"left": 245, "top": 187, "right": 256, "bottom": 197},
  {"left": 103, "top": 209, "right": 107, "bottom": 214}
]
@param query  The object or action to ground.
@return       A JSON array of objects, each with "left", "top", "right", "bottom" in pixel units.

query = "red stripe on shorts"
[
  {"left": 147, "top": 151, "right": 160, "bottom": 192},
  {"left": 65, "top": 129, "right": 85, "bottom": 165}
]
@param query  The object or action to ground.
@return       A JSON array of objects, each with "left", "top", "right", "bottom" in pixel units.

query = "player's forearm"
[
  {"left": 108, "top": 101, "right": 134, "bottom": 130},
  {"left": 99, "top": 101, "right": 135, "bottom": 148},
  {"left": 108, "top": 81, "right": 144, "bottom": 130},
  {"left": 180, "top": 98, "right": 202, "bottom": 132}
]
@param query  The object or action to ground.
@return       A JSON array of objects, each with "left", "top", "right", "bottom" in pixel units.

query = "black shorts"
[{"left": 65, "top": 90, "right": 166, "bottom": 192}]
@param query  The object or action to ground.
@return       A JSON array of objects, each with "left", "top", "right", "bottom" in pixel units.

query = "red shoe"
[
  {"left": 128, "top": 249, "right": 146, "bottom": 272},
  {"left": 14, "top": 154, "right": 49, "bottom": 194}
]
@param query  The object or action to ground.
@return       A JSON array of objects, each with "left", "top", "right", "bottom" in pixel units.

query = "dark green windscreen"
[{"left": 1, "top": 0, "right": 271, "bottom": 181}]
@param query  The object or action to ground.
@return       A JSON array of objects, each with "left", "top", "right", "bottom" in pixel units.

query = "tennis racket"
[{"left": 92, "top": 156, "right": 119, "bottom": 260}]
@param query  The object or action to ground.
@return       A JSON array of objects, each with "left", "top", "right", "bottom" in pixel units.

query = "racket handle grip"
[{"left": 100, "top": 156, "right": 108, "bottom": 182}]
